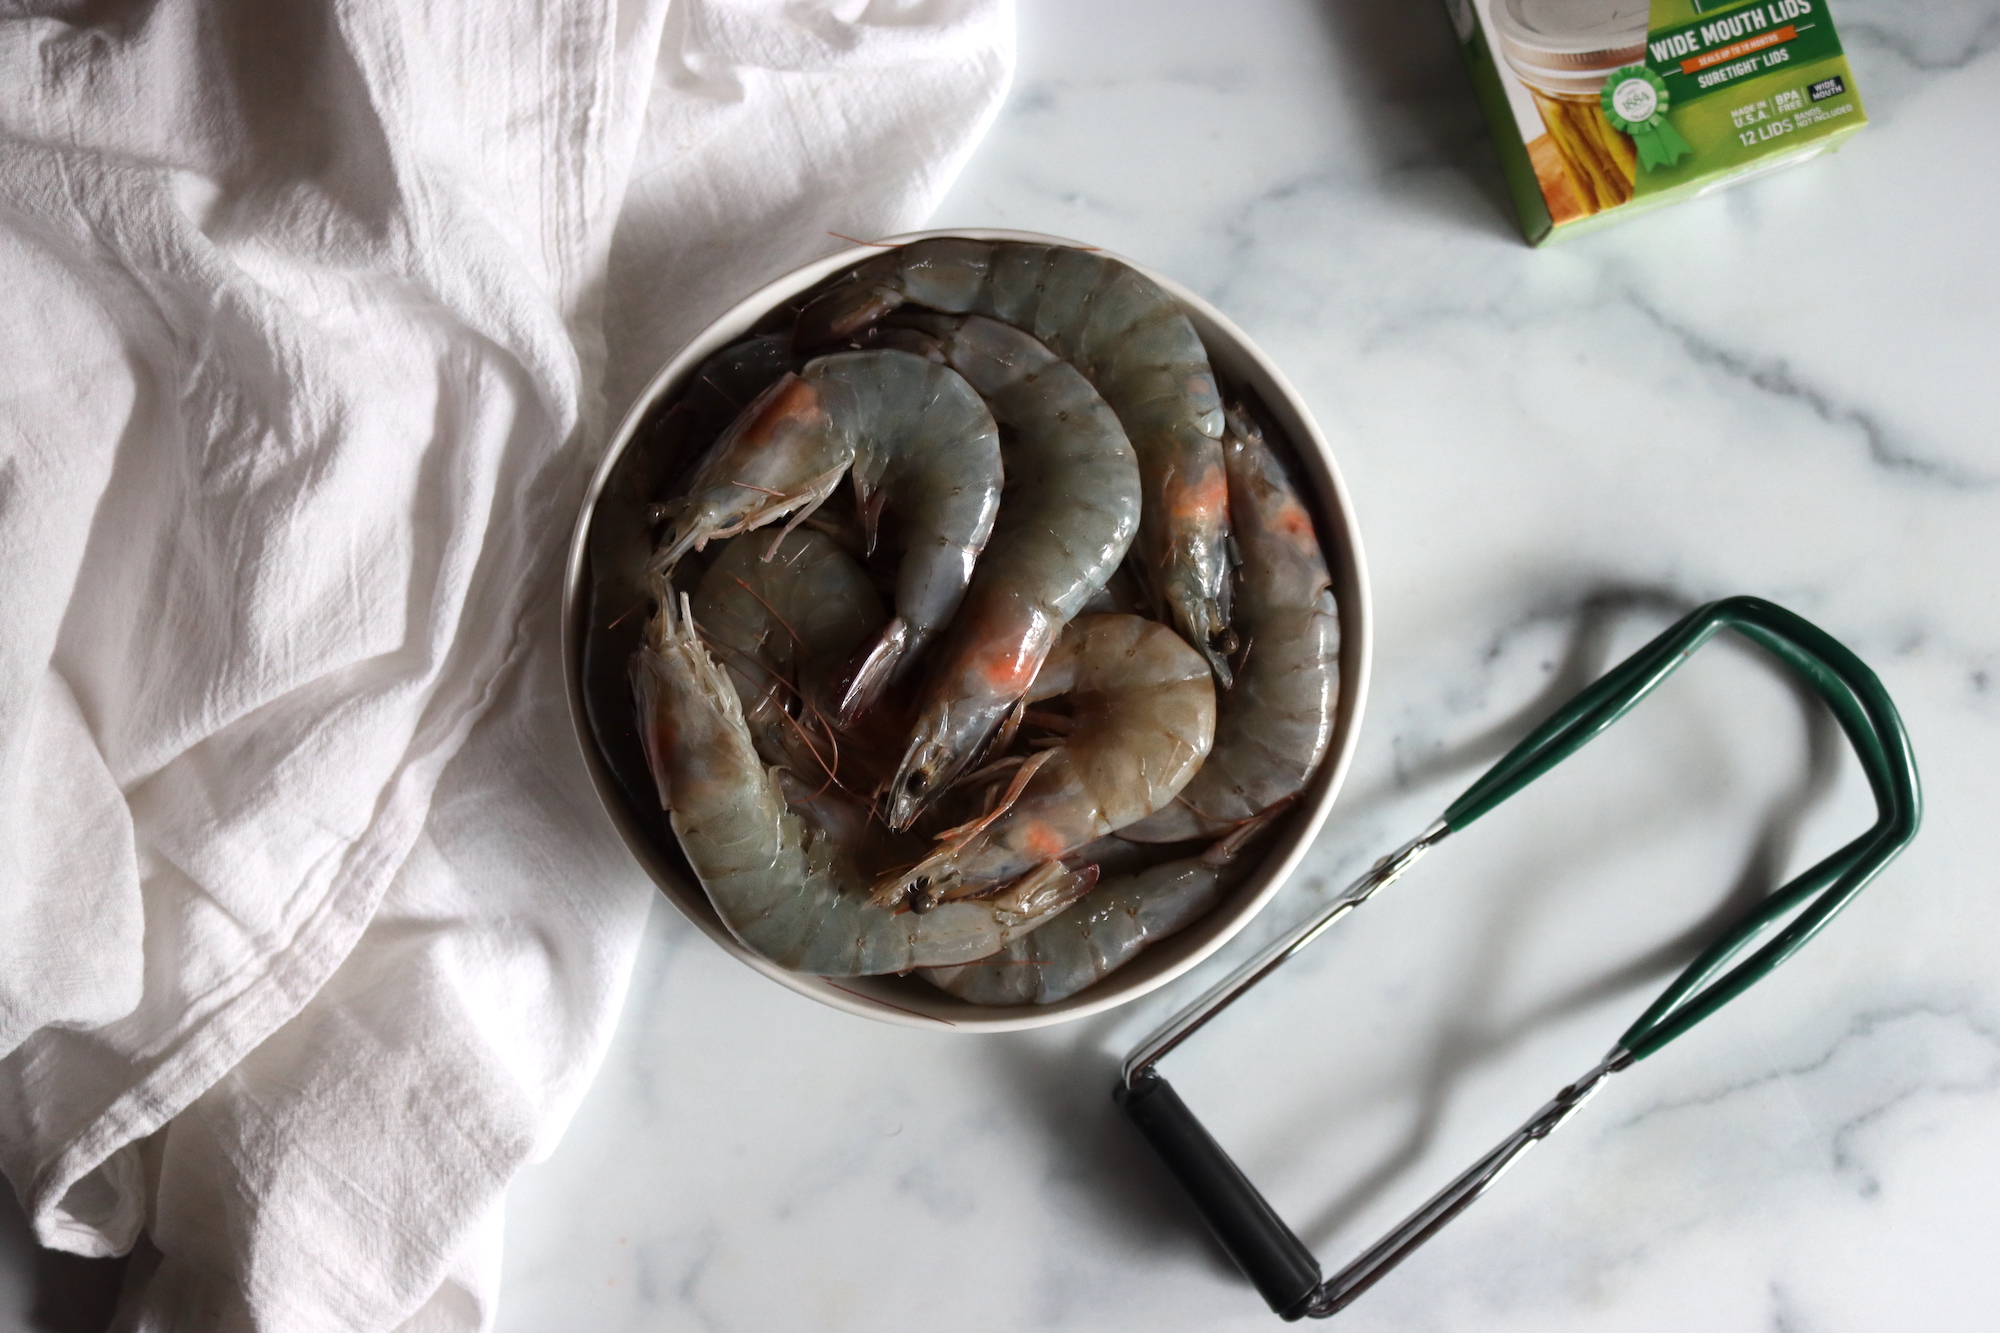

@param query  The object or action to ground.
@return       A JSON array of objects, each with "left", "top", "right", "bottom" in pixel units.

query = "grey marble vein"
[{"left": 1622, "top": 291, "right": 1995, "bottom": 488}]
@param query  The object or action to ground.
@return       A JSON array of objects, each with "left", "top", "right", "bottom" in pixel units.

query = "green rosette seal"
[{"left": 1601, "top": 66, "right": 1693, "bottom": 171}]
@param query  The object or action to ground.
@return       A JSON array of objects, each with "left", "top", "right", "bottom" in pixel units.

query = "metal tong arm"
[
  {"left": 1441, "top": 596, "right": 1920, "bottom": 1059},
  {"left": 1115, "top": 596, "right": 1921, "bottom": 1321},
  {"left": 1119, "top": 820, "right": 1449, "bottom": 1089},
  {"left": 1304, "top": 1048, "right": 1632, "bottom": 1317}
]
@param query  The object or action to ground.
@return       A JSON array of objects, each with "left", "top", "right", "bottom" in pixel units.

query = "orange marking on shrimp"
[
  {"left": 968, "top": 638, "right": 1042, "bottom": 693},
  {"left": 734, "top": 376, "right": 825, "bottom": 450},
  {"left": 1272, "top": 496, "right": 1315, "bottom": 542},
  {"left": 1166, "top": 464, "right": 1228, "bottom": 521},
  {"left": 1020, "top": 820, "right": 1069, "bottom": 862}
]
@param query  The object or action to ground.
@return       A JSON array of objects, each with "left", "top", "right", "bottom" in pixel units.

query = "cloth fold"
[{"left": 0, "top": 0, "right": 1012, "bottom": 1326}]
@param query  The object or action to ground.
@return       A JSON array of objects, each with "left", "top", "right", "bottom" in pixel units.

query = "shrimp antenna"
[
  {"left": 700, "top": 373, "right": 747, "bottom": 409},
  {"left": 867, "top": 750, "right": 1057, "bottom": 907},
  {"left": 693, "top": 623, "right": 856, "bottom": 800},
  {"left": 727, "top": 575, "right": 808, "bottom": 649}
]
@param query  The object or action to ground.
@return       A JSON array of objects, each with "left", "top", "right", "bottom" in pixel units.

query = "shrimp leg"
[
  {"left": 1121, "top": 407, "right": 1339, "bottom": 842},
  {"left": 634, "top": 591, "right": 1091, "bottom": 976},
  {"left": 918, "top": 812, "right": 1279, "bottom": 1005},
  {"left": 874, "top": 614, "right": 1215, "bottom": 907},
  {"left": 796, "top": 238, "right": 1235, "bottom": 685}
]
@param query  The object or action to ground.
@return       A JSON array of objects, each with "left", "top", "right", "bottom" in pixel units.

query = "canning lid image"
[{"left": 1488, "top": 0, "right": 1650, "bottom": 219}]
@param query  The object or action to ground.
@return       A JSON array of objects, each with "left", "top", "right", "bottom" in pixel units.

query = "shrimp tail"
[
  {"left": 1200, "top": 800, "right": 1291, "bottom": 865},
  {"left": 985, "top": 858, "right": 1097, "bottom": 921},
  {"left": 833, "top": 616, "right": 910, "bottom": 725}
]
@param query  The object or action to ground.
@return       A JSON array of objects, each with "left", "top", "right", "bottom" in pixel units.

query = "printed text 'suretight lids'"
[{"left": 1490, "top": 0, "right": 1649, "bottom": 95}]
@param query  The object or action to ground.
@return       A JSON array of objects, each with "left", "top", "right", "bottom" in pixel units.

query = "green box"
[{"left": 1446, "top": 0, "right": 1867, "bottom": 245}]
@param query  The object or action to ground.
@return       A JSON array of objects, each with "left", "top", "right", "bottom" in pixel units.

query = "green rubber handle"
[{"left": 1440, "top": 596, "right": 1920, "bottom": 1061}]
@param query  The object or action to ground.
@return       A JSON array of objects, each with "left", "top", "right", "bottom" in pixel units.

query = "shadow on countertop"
[
  {"left": 986, "top": 1015, "right": 1248, "bottom": 1291},
  {"left": 978, "top": 586, "right": 1852, "bottom": 1294},
  {"left": 0, "top": 1185, "right": 125, "bottom": 1333},
  {"left": 1312, "top": 0, "right": 1521, "bottom": 240},
  {"left": 1292, "top": 593, "right": 1849, "bottom": 1250}
]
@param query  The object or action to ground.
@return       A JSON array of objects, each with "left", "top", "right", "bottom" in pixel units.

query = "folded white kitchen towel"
[{"left": 0, "top": 1, "right": 1011, "bottom": 1327}]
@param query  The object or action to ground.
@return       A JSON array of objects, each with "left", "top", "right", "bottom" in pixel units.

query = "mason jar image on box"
[{"left": 1488, "top": 0, "right": 1648, "bottom": 219}]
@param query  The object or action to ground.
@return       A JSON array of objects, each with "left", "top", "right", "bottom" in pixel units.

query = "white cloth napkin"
[{"left": 0, "top": 0, "right": 1011, "bottom": 1327}]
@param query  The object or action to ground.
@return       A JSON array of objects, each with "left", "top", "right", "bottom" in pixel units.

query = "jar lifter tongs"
[{"left": 1115, "top": 596, "right": 1921, "bottom": 1320}]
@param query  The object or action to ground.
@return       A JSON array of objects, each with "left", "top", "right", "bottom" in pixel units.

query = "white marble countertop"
[
  {"left": 9, "top": 1, "right": 1992, "bottom": 1329},
  {"left": 491, "top": 2, "right": 2000, "bottom": 1329}
]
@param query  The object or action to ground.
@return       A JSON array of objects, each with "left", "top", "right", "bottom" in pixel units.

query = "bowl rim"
[{"left": 561, "top": 226, "right": 1373, "bottom": 1033}]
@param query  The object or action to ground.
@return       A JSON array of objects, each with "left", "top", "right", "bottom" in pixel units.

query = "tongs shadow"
[{"left": 1115, "top": 595, "right": 1921, "bottom": 1320}]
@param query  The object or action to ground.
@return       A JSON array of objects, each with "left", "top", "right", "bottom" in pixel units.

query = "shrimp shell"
[
  {"left": 1120, "top": 407, "right": 1338, "bottom": 841},
  {"left": 651, "top": 350, "right": 1004, "bottom": 701},
  {"left": 875, "top": 314, "right": 1141, "bottom": 829},
  {"left": 633, "top": 592, "right": 1092, "bottom": 976},
  {"left": 796, "top": 239, "right": 1235, "bottom": 685},
  {"left": 918, "top": 813, "right": 1277, "bottom": 1005},
  {"left": 874, "top": 613, "right": 1215, "bottom": 907}
]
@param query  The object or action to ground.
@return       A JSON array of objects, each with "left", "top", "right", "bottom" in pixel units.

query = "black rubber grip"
[{"left": 1115, "top": 1069, "right": 1323, "bottom": 1319}]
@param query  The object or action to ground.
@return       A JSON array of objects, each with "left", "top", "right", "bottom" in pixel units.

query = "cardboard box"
[{"left": 1446, "top": 0, "right": 1867, "bottom": 244}]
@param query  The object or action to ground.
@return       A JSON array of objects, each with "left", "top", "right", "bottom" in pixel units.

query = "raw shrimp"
[
  {"left": 641, "top": 334, "right": 798, "bottom": 519},
  {"left": 919, "top": 813, "right": 1278, "bottom": 1005},
  {"left": 650, "top": 350, "right": 1004, "bottom": 705},
  {"left": 1122, "top": 407, "right": 1339, "bottom": 842},
  {"left": 689, "top": 528, "right": 883, "bottom": 778},
  {"left": 1078, "top": 562, "right": 1145, "bottom": 617},
  {"left": 873, "top": 314, "right": 1142, "bottom": 829},
  {"left": 588, "top": 334, "right": 797, "bottom": 675},
  {"left": 795, "top": 239, "right": 1235, "bottom": 685},
  {"left": 633, "top": 591, "right": 1092, "bottom": 975},
  {"left": 583, "top": 335, "right": 796, "bottom": 829},
  {"left": 873, "top": 614, "right": 1215, "bottom": 907}
]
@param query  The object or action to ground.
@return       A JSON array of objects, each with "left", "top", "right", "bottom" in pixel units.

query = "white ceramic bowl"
[{"left": 562, "top": 228, "right": 1371, "bottom": 1032}]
